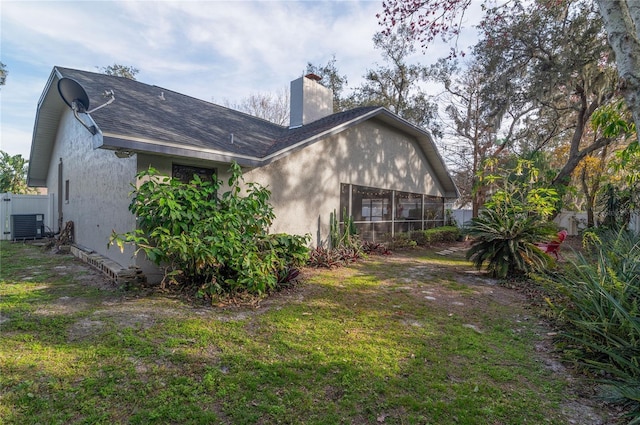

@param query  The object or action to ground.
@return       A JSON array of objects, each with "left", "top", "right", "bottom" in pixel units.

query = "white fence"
[
  {"left": 450, "top": 209, "right": 474, "bottom": 228},
  {"left": 450, "top": 209, "right": 588, "bottom": 236},
  {"left": 631, "top": 213, "right": 640, "bottom": 234},
  {"left": 1, "top": 193, "right": 55, "bottom": 240},
  {"left": 552, "top": 212, "right": 588, "bottom": 236}
]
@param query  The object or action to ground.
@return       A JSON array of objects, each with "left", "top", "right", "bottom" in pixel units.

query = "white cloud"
[
  {"left": 0, "top": 72, "right": 51, "bottom": 157},
  {"left": 0, "top": 0, "right": 481, "bottom": 158},
  {"left": 0, "top": 127, "right": 35, "bottom": 158}
]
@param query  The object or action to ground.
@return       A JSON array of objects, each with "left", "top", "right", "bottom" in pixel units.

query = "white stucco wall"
[
  {"left": 45, "top": 109, "right": 138, "bottom": 267},
  {"left": 244, "top": 120, "right": 444, "bottom": 246}
]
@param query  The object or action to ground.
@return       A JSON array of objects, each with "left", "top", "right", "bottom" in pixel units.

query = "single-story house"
[{"left": 27, "top": 66, "right": 458, "bottom": 282}]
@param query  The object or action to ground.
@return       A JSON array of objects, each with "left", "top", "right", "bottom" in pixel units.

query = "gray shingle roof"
[
  {"left": 29, "top": 67, "right": 458, "bottom": 198},
  {"left": 57, "top": 67, "right": 288, "bottom": 158},
  {"left": 55, "top": 68, "right": 383, "bottom": 160}
]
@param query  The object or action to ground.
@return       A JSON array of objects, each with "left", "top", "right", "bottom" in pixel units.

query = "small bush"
[
  {"left": 465, "top": 209, "right": 557, "bottom": 278},
  {"left": 465, "top": 161, "right": 560, "bottom": 279},
  {"left": 307, "top": 240, "right": 365, "bottom": 269},
  {"left": 307, "top": 246, "right": 342, "bottom": 268},
  {"left": 411, "top": 226, "right": 461, "bottom": 246},
  {"left": 361, "top": 240, "right": 392, "bottom": 256},
  {"left": 387, "top": 233, "right": 418, "bottom": 250},
  {"left": 335, "top": 244, "right": 364, "bottom": 264},
  {"left": 259, "top": 233, "right": 310, "bottom": 285}
]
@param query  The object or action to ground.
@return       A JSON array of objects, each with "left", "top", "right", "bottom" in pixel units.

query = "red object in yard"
[{"left": 537, "top": 230, "right": 568, "bottom": 260}]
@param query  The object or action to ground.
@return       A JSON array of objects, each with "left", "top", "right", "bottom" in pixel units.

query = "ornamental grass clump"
[
  {"left": 541, "top": 229, "right": 640, "bottom": 423},
  {"left": 110, "top": 162, "right": 309, "bottom": 297}
]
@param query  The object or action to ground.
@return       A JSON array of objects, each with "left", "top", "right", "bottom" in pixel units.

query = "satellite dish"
[
  {"left": 57, "top": 78, "right": 91, "bottom": 112},
  {"left": 56, "top": 77, "right": 116, "bottom": 135}
]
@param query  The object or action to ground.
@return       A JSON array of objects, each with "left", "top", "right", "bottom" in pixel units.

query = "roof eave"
[
  {"left": 27, "top": 68, "right": 64, "bottom": 187},
  {"left": 100, "top": 134, "right": 263, "bottom": 167}
]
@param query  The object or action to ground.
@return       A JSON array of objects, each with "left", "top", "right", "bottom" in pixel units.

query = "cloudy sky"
[{"left": 0, "top": 0, "right": 481, "bottom": 158}]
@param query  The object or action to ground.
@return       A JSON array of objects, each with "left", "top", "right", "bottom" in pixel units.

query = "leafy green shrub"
[
  {"left": 542, "top": 229, "right": 640, "bottom": 422},
  {"left": 110, "top": 163, "right": 309, "bottom": 297},
  {"left": 431, "top": 225, "right": 462, "bottom": 242},
  {"left": 387, "top": 233, "right": 418, "bottom": 250},
  {"left": 259, "top": 233, "right": 310, "bottom": 285},
  {"left": 411, "top": 226, "right": 461, "bottom": 246},
  {"left": 409, "top": 231, "right": 426, "bottom": 245}
]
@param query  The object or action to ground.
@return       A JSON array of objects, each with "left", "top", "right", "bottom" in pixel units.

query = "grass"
[{"left": 0, "top": 241, "right": 600, "bottom": 424}]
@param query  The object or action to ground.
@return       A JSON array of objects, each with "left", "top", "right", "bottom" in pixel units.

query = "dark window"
[
  {"left": 172, "top": 164, "right": 216, "bottom": 184},
  {"left": 394, "top": 191, "right": 423, "bottom": 233},
  {"left": 64, "top": 180, "right": 69, "bottom": 203}
]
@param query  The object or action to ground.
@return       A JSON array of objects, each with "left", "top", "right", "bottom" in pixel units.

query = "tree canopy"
[
  {"left": 346, "top": 27, "right": 440, "bottom": 135},
  {"left": 0, "top": 62, "right": 7, "bottom": 87},
  {"left": 98, "top": 64, "right": 139, "bottom": 80},
  {"left": 379, "top": 0, "right": 635, "bottom": 221},
  {"left": 379, "top": 0, "right": 640, "bottom": 146},
  {"left": 0, "top": 151, "right": 32, "bottom": 194}
]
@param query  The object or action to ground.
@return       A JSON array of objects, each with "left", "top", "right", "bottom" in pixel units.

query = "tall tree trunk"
[
  {"left": 581, "top": 167, "right": 596, "bottom": 227},
  {"left": 596, "top": 0, "right": 640, "bottom": 142}
]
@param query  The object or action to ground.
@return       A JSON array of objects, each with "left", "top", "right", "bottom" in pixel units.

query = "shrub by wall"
[
  {"left": 410, "top": 226, "right": 461, "bottom": 246},
  {"left": 110, "top": 162, "right": 309, "bottom": 297},
  {"left": 382, "top": 226, "right": 461, "bottom": 250}
]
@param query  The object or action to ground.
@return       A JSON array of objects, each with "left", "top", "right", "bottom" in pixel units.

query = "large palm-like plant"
[
  {"left": 466, "top": 208, "right": 557, "bottom": 278},
  {"left": 465, "top": 159, "right": 560, "bottom": 278}
]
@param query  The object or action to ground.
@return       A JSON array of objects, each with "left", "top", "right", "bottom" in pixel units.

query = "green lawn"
[{"left": 0, "top": 241, "right": 605, "bottom": 424}]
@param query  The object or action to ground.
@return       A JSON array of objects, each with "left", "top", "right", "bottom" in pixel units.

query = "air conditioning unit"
[{"left": 11, "top": 214, "right": 45, "bottom": 240}]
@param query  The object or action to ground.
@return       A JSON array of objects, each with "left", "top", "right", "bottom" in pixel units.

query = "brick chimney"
[{"left": 289, "top": 73, "right": 333, "bottom": 128}]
